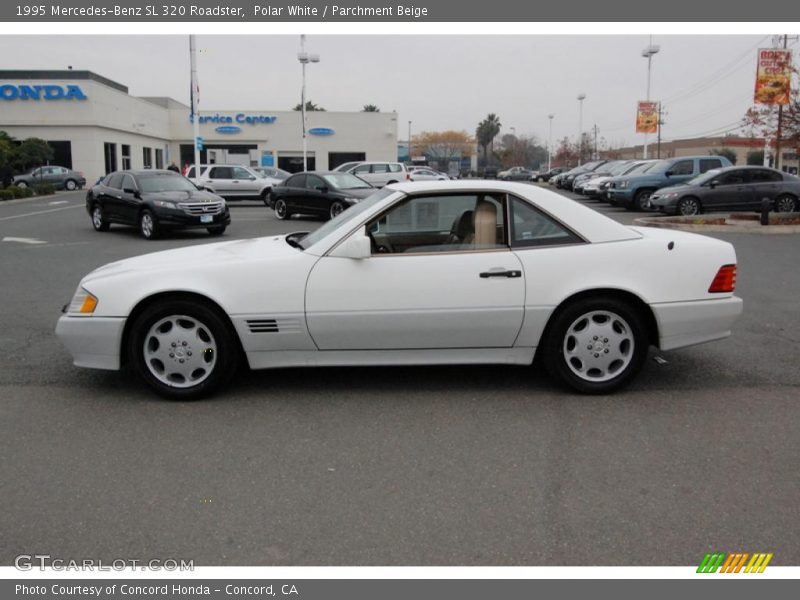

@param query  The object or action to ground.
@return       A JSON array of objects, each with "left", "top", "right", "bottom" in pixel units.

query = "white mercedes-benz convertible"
[{"left": 56, "top": 181, "right": 743, "bottom": 399}]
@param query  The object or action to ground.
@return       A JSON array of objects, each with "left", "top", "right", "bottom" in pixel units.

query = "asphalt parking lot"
[{"left": 1, "top": 186, "right": 798, "bottom": 566}]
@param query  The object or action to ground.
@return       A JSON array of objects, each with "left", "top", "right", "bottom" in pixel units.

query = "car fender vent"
[{"left": 247, "top": 319, "right": 279, "bottom": 333}]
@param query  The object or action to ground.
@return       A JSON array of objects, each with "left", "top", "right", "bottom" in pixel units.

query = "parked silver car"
[{"left": 14, "top": 165, "right": 86, "bottom": 190}]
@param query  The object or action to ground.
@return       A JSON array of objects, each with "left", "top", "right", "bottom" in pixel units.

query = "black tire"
[
  {"left": 541, "top": 296, "right": 649, "bottom": 394},
  {"left": 274, "top": 198, "right": 288, "bottom": 220},
  {"left": 676, "top": 196, "right": 701, "bottom": 216},
  {"left": 128, "top": 298, "right": 239, "bottom": 400},
  {"left": 207, "top": 225, "right": 226, "bottom": 236},
  {"left": 139, "top": 209, "right": 159, "bottom": 240},
  {"left": 90, "top": 203, "right": 110, "bottom": 231},
  {"left": 65, "top": 179, "right": 78, "bottom": 191},
  {"left": 329, "top": 200, "right": 345, "bottom": 220},
  {"left": 774, "top": 194, "right": 797, "bottom": 213},
  {"left": 633, "top": 189, "right": 654, "bottom": 211},
  {"left": 261, "top": 188, "right": 272, "bottom": 207}
]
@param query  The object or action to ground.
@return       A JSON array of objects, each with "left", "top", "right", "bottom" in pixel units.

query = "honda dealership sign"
[{"left": 0, "top": 84, "right": 87, "bottom": 100}]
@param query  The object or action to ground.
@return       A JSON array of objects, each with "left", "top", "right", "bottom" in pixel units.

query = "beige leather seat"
[{"left": 473, "top": 200, "right": 497, "bottom": 247}]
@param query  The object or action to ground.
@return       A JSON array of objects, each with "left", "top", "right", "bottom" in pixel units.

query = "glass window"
[
  {"left": 121, "top": 145, "right": 131, "bottom": 170},
  {"left": 286, "top": 174, "right": 306, "bottom": 188},
  {"left": 388, "top": 164, "right": 402, "bottom": 173},
  {"left": 749, "top": 169, "right": 782, "bottom": 183},
  {"left": 306, "top": 175, "right": 325, "bottom": 189},
  {"left": 142, "top": 147, "right": 152, "bottom": 169},
  {"left": 322, "top": 173, "right": 372, "bottom": 189},
  {"left": 138, "top": 174, "right": 198, "bottom": 193},
  {"left": 107, "top": 173, "right": 124, "bottom": 189},
  {"left": 716, "top": 170, "right": 748, "bottom": 185},
  {"left": 372, "top": 164, "right": 389, "bottom": 174},
  {"left": 699, "top": 158, "right": 722, "bottom": 173},
  {"left": 367, "top": 193, "right": 507, "bottom": 254},
  {"left": 121, "top": 174, "right": 137, "bottom": 191},
  {"left": 232, "top": 166, "right": 253, "bottom": 179},
  {"left": 155, "top": 148, "right": 164, "bottom": 170},
  {"left": 353, "top": 164, "right": 371, "bottom": 175},
  {"left": 510, "top": 197, "right": 583, "bottom": 248},
  {"left": 209, "top": 167, "right": 233, "bottom": 179},
  {"left": 670, "top": 160, "right": 694, "bottom": 176}
]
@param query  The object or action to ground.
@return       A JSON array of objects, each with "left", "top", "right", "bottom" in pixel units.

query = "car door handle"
[{"left": 479, "top": 269, "right": 522, "bottom": 279}]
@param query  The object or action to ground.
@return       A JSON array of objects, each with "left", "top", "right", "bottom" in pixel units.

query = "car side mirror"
[
  {"left": 709, "top": 181, "right": 718, "bottom": 189},
  {"left": 330, "top": 231, "right": 371, "bottom": 259},
  {"left": 123, "top": 187, "right": 139, "bottom": 197}
]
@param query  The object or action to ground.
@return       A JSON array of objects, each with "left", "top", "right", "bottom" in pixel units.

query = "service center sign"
[
  {"left": 754, "top": 48, "right": 792, "bottom": 105},
  {"left": 635, "top": 101, "right": 659, "bottom": 134}
]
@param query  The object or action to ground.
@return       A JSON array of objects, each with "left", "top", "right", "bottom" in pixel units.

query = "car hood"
[
  {"left": 82, "top": 235, "right": 298, "bottom": 284},
  {"left": 340, "top": 187, "right": 375, "bottom": 199},
  {"left": 141, "top": 189, "right": 223, "bottom": 203},
  {"left": 653, "top": 183, "right": 694, "bottom": 195}
]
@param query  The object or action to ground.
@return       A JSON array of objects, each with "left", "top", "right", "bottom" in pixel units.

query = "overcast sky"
[{"left": 0, "top": 34, "right": 788, "bottom": 148}]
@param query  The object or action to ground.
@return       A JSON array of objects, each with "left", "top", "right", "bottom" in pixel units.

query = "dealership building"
[{"left": 0, "top": 70, "right": 399, "bottom": 182}]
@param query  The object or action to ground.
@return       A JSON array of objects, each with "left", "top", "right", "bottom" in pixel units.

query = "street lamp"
[
  {"left": 547, "top": 114, "right": 554, "bottom": 171},
  {"left": 408, "top": 120, "right": 412, "bottom": 163},
  {"left": 577, "top": 93, "right": 586, "bottom": 166},
  {"left": 297, "top": 34, "right": 320, "bottom": 172},
  {"left": 642, "top": 37, "right": 660, "bottom": 159}
]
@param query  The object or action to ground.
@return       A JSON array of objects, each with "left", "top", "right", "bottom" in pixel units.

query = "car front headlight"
[
  {"left": 660, "top": 192, "right": 679, "bottom": 200},
  {"left": 154, "top": 200, "right": 177, "bottom": 209},
  {"left": 67, "top": 287, "right": 98, "bottom": 315},
  {"left": 345, "top": 197, "right": 361, "bottom": 203}
]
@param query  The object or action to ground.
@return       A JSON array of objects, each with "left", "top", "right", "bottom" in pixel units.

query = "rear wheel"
[
  {"left": 774, "top": 194, "right": 797, "bottom": 213},
  {"left": 91, "top": 204, "right": 110, "bottom": 231},
  {"left": 633, "top": 189, "right": 654, "bottom": 211},
  {"left": 677, "top": 197, "right": 701, "bottom": 216},
  {"left": 128, "top": 299, "right": 239, "bottom": 400},
  {"left": 274, "top": 198, "right": 288, "bottom": 220},
  {"left": 139, "top": 209, "right": 158, "bottom": 240},
  {"left": 542, "top": 296, "right": 648, "bottom": 394},
  {"left": 329, "top": 200, "right": 345, "bottom": 220}
]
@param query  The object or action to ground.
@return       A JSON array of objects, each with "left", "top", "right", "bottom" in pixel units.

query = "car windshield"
[
  {"left": 335, "top": 162, "right": 360, "bottom": 172},
  {"left": 138, "top": 174, "right": 199, "bottom": 193},
  {"left": 298, "top": 188, "right": 396, "bottom": 250},
  {"left": 322, "top": 173, "right": 372, "bottom": 189},
  {"left": 646, "top": 160, "right": 675, "bottom": 174},
  {"left": 623, "top": 162, "right": 650, "bottom": 175},
  {"left": 685, "top": 169, "right": 722, "bottom": 186},
  {"left": 607, "top": 162, "right": 632, "bottom": 175}
]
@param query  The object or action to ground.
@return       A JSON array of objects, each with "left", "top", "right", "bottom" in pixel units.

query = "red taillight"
[{"left": 709, "top": 264, "right": 737, "bottom": 293}]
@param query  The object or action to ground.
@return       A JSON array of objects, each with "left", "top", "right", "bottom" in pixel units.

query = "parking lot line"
[{"left": 0, "top": 204, "right": 83, "bottom": 221}]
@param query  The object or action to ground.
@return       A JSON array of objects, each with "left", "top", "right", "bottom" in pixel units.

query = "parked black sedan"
[
  {"left": 649, "top": 166, "right": 800, "bottom": 216},
  {"left": 85, "top": 170, "right": 231, "bottom": 240},
  {"left": 270, "top": 171, "right": 375, "bottom": 220}
]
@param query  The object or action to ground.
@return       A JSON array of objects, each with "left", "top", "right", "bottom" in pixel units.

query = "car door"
[
  {"left": 232, "top": 166, "right": 260, "bottom": 197},
  {"left": 704, "top": 169, "right": 750, "bottom": 211},
  {"left": 99, "top": 173, "right": 125, "bottom": 220},
  {"left": 665, "top": 159, "right": 695, "bottom": 185},
  {"left": 305, "top": 192, "right": 525, "bottom": 350},
  {"left": 301, "top": 174, "right": 328, "bottom": 216},
  {"left": 748, "top": 168, "right": 783, "bottom": 210},
  {"left": 280, "top": 174, "right": 306, "bottom": 213},
  {"left": 117, "top": 173, "right": 141, "bottom": 223},
  {"left": 206, "top": 166, "right": 235, "bottom": 197}
]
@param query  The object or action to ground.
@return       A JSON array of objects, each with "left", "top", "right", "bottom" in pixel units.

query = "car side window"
[
  {"left": 306, "top": 175, "right": 325, "bottom": 189},
  {"left": 286, "top": 174, "right": 305, "bottom": 188},
  {"left": 750, "top": 169, "right": 782, "bottom": 183},
  {"left": 209, "top": 167, "right": 233, "bottom": 179},
  {"left": 232, "top": 167, "right": 252, "bottom": 179},
  {"left": 670, "top": 160, "right": 694, "bottom": 176},
  {"left": 367, "top": 193, "right": 507, "bottom": 254},
  {"left": 372, "top": 164, "right": 389, "bottom": 174},
  {"left": 717, "top": 171, "right": 748, "bottom": 185},
  {"left": 510, "top": 196, "right": 583, "bottom": 248},
  {"left": 699, "top": 158, "right": 722, "bottom": 173},
  {"left": 388, "top": 164, "right": 402, "bottom": 173},
  {"left": 107, "top": 173, "right": 124, "bottom": 189},
  {"left": 353, "top": 165, "right": 371, "bottom": 175},
  {"left": 121, "top": 174, "right": 137, "bottom": 191}
]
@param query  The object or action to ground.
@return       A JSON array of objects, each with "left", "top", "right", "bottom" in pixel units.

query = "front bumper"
[
  {"left": 56, "top": 315, "right": 126, "bottom": 370},
  {"left": 652, "top": 296, "right": 743, "bottom": 351},
  {"left": 608, "top": 187, "right": 633, "bottom": 205},
  {"left": 649, "top": 196, "right": 679, "bottom": 213},
  {"left": 155, "top": 208, "right": 231, "bottom": 228}
]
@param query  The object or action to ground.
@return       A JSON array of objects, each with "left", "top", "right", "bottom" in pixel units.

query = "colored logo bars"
[{"left": 697, "top": 552, "right": 774, "bottom": 573}]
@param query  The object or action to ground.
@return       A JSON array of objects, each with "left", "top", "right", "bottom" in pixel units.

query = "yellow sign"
[
  {"left": 754, "top": 48, "right": 792, "bottom": 105},
  {"left": 636, "top": 101, "right": 659, "bottom": 134}
]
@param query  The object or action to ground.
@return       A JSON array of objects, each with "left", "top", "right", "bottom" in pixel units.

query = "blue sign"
[
  {"left": 308, "top": 127, "right": 335, "bottom": 136},
  {"left": 0, "top": 84, "right": 87, "bottom": 101},
  {"left": 190, "top": 113, "right": 277, "bottom": 125},
  {"left": 215, "top": 126, "right": 242, "bottom": 134},
  {"left": 261, "top": 153, "right": 275, "bottom": 167},
  {"left": 196, "top": 136, "right": 204, "bottom": 151}
]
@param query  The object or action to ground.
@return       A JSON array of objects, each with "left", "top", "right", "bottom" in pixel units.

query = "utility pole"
[
  {"left": 657, "top": 103, "right": 664, "bottom": 159},
  {"left": 775, "top": 34, "right": 788, "bottom": 172},
  {"left": 592, "top": 124, "right": 599, "bottom": 160},
  {"left": 407, "top": 120, "right": 412, "bottom": 163},
  {"left": 547, "top": 114, "right": 554, "bottom": 171},
  {"left": 189, "top": 35, "right": 201, "bottom": 184}
]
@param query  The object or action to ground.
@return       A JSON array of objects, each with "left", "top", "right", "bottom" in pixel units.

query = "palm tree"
[
  {"left": 293, "top": 101, "right": 326, "bottom": 111},
  {"left": 475, "top": 113, "right": 502, "bottom": 166},
  {"left": 362, "top": 104, "right": 380, "bottom": 112},
  {"left": 485, "top": 113, "right": 502, "bottom": 160}
]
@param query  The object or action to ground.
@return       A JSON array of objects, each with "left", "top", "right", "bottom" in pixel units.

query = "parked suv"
[
  {"left": 188, "top": 164, "right": 277, "bottom": 202},
  {"left": 345, "top": 162, "right": 409, "bottom": 187},
  {"left": 14, "top": 165, "right": 86, "bottom": 191},
  {"left": 607, "top": 155, "right": 732, "bottom": 211}
]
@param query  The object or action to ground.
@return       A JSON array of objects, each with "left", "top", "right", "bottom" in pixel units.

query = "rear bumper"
[
  {"left": 652, "top": 296, "right": 743, "bottom": 351},
  {"left": 55, "top": 315, "right": 126, "bottom": 370}
]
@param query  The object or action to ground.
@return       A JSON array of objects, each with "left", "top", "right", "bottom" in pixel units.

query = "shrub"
[
  {"left": 0, "top": 189, "right": 14, "bottom": 201},
  {"left": 33, "top": 183, "right": 56, "bottom": 196},
  {"left": 11, "top": 186, "right": 33, "bottom": 198}
]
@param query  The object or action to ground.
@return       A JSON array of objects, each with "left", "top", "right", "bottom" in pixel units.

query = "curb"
[
  {"left": 0, "top": 191, "right": 74, "bottom": 206},
  {"left": 635, "top": 216, "right": 800, "bottom": 235}
]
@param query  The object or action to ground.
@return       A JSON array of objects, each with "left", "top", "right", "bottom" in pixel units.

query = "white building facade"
[{"left": 0, "top": 70, "right": 399, "bottom": 183}]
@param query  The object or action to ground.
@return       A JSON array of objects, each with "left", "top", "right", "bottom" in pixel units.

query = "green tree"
[
  {"left": 475, "top": 113, "right": 501, "bottom": 166},
  {"left": 362, "top": 104, "right": 380, "bottom": 112},
  {"left": 13, "top": 138, "right": 54, "bottom": 172},
  {"left": 293, "top": 101, "right": 326, "bottom": 111},
  {"left": 0, "top": 131, "right": 16, "bottom": 187},
  {"left": 746, "top": 149, "right": 765, "bottom": 165}
]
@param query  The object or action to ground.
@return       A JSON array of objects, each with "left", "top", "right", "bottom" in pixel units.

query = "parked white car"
[
  {"left": 187, "top": 164, "right": 280, "bottom": 203},
  {"left": 346, "top": 162, "right": 409, "bottom": 187},
  {"left": 56, "top": 181, "right": 742, "bottom": 399},
  {"left": 408, "top": 167, "right": 448, "bottom": 181}
]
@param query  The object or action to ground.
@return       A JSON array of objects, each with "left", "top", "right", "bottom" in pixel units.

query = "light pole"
[
  {"left": 408, "top": 120, "right": 412, "bottom": 163},
  {"left": 547, "top": 114, "right": 554, "bottom": 171},
  {"left": 577, "top": 94, "right": 586, "bottom": 166},
  {"left": 642, "top": 36, "right": 660, "bottom": 159},
  {"left": 189, "top": 35, "right": 201, "bottom": 184},
  {"left": 297, "top": 34, "right": 320, "bottom": 172}
]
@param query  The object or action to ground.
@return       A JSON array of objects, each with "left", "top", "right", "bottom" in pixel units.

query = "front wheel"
[
  {"left": 65, "top": 179, "right": 78, "bottom": 191},
  {"left": 274, "top": 198, "right": 288, "bottom": 220},
  {"left": 677, "top": 197, "right": 701, "bottom": 216},
  {"left": 633, "top": 189, "right": 654, "bottom": 211},
  {"left": 139, "top": 209, "right": 158, "bottom": 240},
  {"left": 128, "top": 299, "right": 239, "bottom": 400},
  {"left": 261, "top": 188, "right": 271, "bottom": 207},
  {"left": 329, "top": 200, "right": 345, "bottom": 220},
  {"left": 91, "top": 204, "right": 110, "bottom": 231},
  {"left": 774, "top": 194, "right": 797, "bottom": 213},
  {"left": 207, "top": 225, "right": 226, "bottom": 236},
  {"left": 542, "top": 296, "right": 648, "bottom": 394}
]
